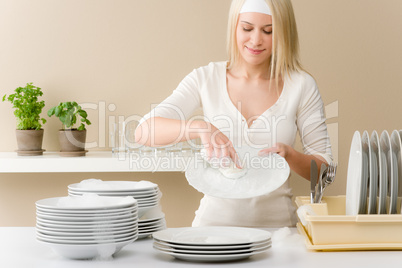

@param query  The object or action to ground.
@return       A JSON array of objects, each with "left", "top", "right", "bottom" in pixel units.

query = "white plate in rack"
[
  {"left": 380, "top": 131, "right": 392, "bottom": 214},
  {"left": 360, "top": 131, "right": 370, "bottom": 214},
  {"left": 377, "top": 131, "right": 388, "bottom": 213},
  {"left": 390, "top": 130, "right": 401, "bottom": 214},
  {"left": 399, "top": 129, "right": 402, "bottom": 200},
  {"left": 346, "top": 131, "right": 363, "bottom": 215},
  {"left": 369, "top": 131, "right": 380, "bottom": 214}
]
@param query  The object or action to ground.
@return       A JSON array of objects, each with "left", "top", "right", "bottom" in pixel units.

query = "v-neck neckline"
[{"left": 221, "top": 64, "right": 287, "bottom": 129}]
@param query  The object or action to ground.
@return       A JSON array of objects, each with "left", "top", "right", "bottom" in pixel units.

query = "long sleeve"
[
  {"left": 296, "top": 74, "right": 333, "bottom": 164},
  {"left": 140, "top": 69, "right": 202, "bottom": 124}
]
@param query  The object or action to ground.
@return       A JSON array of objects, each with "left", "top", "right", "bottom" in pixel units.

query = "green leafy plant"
[
  {"left": 2, "top": 83, "right": 47, "bottom": 130},
  {"left": 47, "top": 101, "right": 91, "bottom": 131}
]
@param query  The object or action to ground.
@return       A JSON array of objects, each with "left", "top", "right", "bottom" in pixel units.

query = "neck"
[{"left": 230, "top": 60, "right": 271, "bottom": 80}]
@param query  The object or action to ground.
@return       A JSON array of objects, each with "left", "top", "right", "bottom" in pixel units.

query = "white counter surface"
[{"left": 1, "top": 227, "right": 400, "bottom": 268}]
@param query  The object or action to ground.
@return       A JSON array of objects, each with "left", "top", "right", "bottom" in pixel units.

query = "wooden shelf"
[{"left": 0, "top": 151, "right": 189, "bottom": 173}]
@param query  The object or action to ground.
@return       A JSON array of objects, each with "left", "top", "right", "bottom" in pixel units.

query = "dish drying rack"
[{"left": 295, "top": 195, "right": 402, "bottom": 251}]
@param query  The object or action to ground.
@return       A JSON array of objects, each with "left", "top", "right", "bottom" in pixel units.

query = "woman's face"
[{"left": 236, "top": 12, "right": 273, "bottom": 67}]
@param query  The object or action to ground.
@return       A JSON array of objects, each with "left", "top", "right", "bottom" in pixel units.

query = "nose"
[{"left": 250, "top": 30, "right": 263, "bottom": 46}]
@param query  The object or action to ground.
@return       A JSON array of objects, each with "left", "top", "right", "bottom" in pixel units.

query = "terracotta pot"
[
  {"left": 58, "top": 129, "right": 87, "bottom": 156},
  {"left": 15, "top": 129, "right": 44, "bottom": 155}
]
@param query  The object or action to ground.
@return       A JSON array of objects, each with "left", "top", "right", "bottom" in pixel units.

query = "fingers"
[
  {"left": 229, "top": 146, "right": 242, "bottom": 169},
  {"left": 258, "top": 148, "right": 276, "bottom": 156},
  {"left": 200, "top": 126, "right": 240, "bottom": 167},
  {"left": 258, "top": 143, "right": 288, "bottom": 158}
]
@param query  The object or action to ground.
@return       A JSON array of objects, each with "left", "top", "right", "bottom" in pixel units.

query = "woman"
[{"left": 135, "top": 0, "right": 332, "bottom": 227}]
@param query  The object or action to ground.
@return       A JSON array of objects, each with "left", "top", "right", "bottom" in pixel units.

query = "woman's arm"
[
  {"left": 258, "top": 143, "right": 327, "bottom": 180},
  {"left": 135, "top": 117, "right": 242, "bottom": 168},
  {"left": 259, "top": 74, "right": 332, "bottom": 180},
  {"left": 134, "top": 117, "right": 199, "bottom": 147}
]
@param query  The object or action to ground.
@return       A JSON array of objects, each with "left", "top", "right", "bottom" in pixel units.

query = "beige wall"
[{"left": 0, "top": 0, "right": 401, "bottom": 227}]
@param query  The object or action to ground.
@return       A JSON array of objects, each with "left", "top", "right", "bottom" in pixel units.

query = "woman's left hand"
[{"left": 258, "top": 143, "right": 293, "bottom": 159}]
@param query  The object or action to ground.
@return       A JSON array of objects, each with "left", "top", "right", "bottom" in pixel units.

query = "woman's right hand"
[{"left": 195, "top": 121, "right": 242, "bottom": 169}]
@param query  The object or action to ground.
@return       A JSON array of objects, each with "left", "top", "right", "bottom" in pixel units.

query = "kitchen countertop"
[{"left": 1, "top": 227, "right": 401, "bottom": 268}]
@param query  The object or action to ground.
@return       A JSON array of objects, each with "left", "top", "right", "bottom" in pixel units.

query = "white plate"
[
  {"left": 139, "top": 223, "right": 166, "bottom": 233},
  {"left": 36, "top": 204, "right": 137, "bottom": 215},
  {"left": 380, "top": 130, "right": 393, "bottom": 214},
  {"left": 137, "top": 233, "right": 154, "bottom": 239},
  {"left": 378, "top": 131, "right": 388, "bottom": 213},
  {"left": 36, "top": 219, "right": 136, "bottom": 230},
  {"left": 36, "top": 223, "right": 137, "bottom": 234},
  {"left": 138, "top": 221, "right": 166, "bottom": 232},
  {"left": 37, "top": 226, "right": 137, "bottom": 238},
  {"left": 38, "top": 238, "right": 135, "bottom": 259},
  {"left": 36, "top": 207, "right": 137, "bottom": 217},
  {"left": 399, "top": 129, "right": 402, "bottom": 198},
  {"left": 139, "top": 211, "right": 165, "bottom": 221},
  {"left": 390, "top": 130, "right": 401, "bottom": 213},
  {"left": 360, "top": 131, "right": 370, "bottom": 214},
  {"left": 68, "top": 180, "right": 158, "bottom": 192},
  {"left": 36, "top": 211, "right": 137, "bottom": 222},
  {"left": 37, "top": 233, "right": 137, "bottom": 245},
  {"left": 68, "top": 189, "right": 160, "bottom": 198},
  {"left": 37, "top": 229, "right": 137, "bottom": 241},
  {"left": 138, "top": 227, "right": 167, "bottom": 238},
  {"left": 139, "top": 218, "right": 166, "bottom": 227},
  {"left": 153, "top": 238, "right": 271, "bottom": 250},
  {"left": 36, "top": 223, "right": 138, "bottom": 236},
  {"left": 153, "top": 227, "right": 271, "bottom": 245},
  {"left": 153, "top": 241, "right": 271, "bottom": 254},
  {"left": 346, "top": 131, "right": 363, "bottom": 215},
  {"left": 36, "top": 196, "right": 136, "bottom": 210},
  {"left": 185, "top": 146, "right": 289, "bottom": 199},
  {"left": 137, "top": 202, "right": 159, "bottom": 208},
  {"left": 153, "top": 246, "right": 270, "bottom": 262},
  {"left": 37, "top": 216, "right": 137, "bottom": 226},
  {"left": 369, "top": 131, "right": 380, "bottom": 214}
]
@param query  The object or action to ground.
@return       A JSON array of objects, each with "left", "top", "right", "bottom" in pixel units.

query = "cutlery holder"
[{"left": 296, "top": 195, "right": 402, "bottom": 248}]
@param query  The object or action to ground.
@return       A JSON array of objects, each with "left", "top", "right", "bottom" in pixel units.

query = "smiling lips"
[{"left": 246, "top": 46, "right": 265, "bottom": 55}]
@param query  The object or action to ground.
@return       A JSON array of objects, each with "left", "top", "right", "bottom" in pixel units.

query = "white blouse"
[{"left": 141, "top": 61, "right": 332, "bottom": 227}]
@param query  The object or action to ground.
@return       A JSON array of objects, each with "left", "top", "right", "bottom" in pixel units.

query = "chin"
[{"left": 244, "top": 57, "right": 269, "bottom": 67}]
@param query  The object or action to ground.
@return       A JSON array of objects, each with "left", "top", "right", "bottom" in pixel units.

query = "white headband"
[{"left": 240, "top": 0, "right": 272, "bottom": 15}]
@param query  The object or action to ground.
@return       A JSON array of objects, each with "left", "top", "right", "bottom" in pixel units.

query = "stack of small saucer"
[
  {"left": 36, "top": 194, "right": 138, "bottom": 259},
  {"left": 68, "top": 179, "right": 166, "bottom": 238}
]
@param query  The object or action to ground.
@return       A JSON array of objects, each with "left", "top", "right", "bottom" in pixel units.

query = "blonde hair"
[{"left": 226, "top": 0, "right": 304, "bottom": 82}]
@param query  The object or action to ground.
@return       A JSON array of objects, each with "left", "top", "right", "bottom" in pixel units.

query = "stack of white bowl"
[
  {"left": 36, "top": 194, "right": 138, "bottom": 259},
  {"left": 68, "top": 179, "right": 166, "bottom": 239}
]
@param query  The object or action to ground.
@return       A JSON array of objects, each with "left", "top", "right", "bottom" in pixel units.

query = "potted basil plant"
[
  {"left": 2, "top": 83, "right": 46, "bottom": 156},
  {"left": 47, "top": 101, "right": 91, "bottom": 156}
]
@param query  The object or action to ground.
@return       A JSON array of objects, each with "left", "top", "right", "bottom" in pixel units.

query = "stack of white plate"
[
  {"left": 346, "top": 130, "right": 402, "bottom": 215},
  {"left": 68, "top": 179, "right": 166, "bottom": 238},
  {"left": 152, "top": 227, "right": 271, "bottom": 262},
  {"left": 36, "top": 194, "right": 138, "bottom": 259}
]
